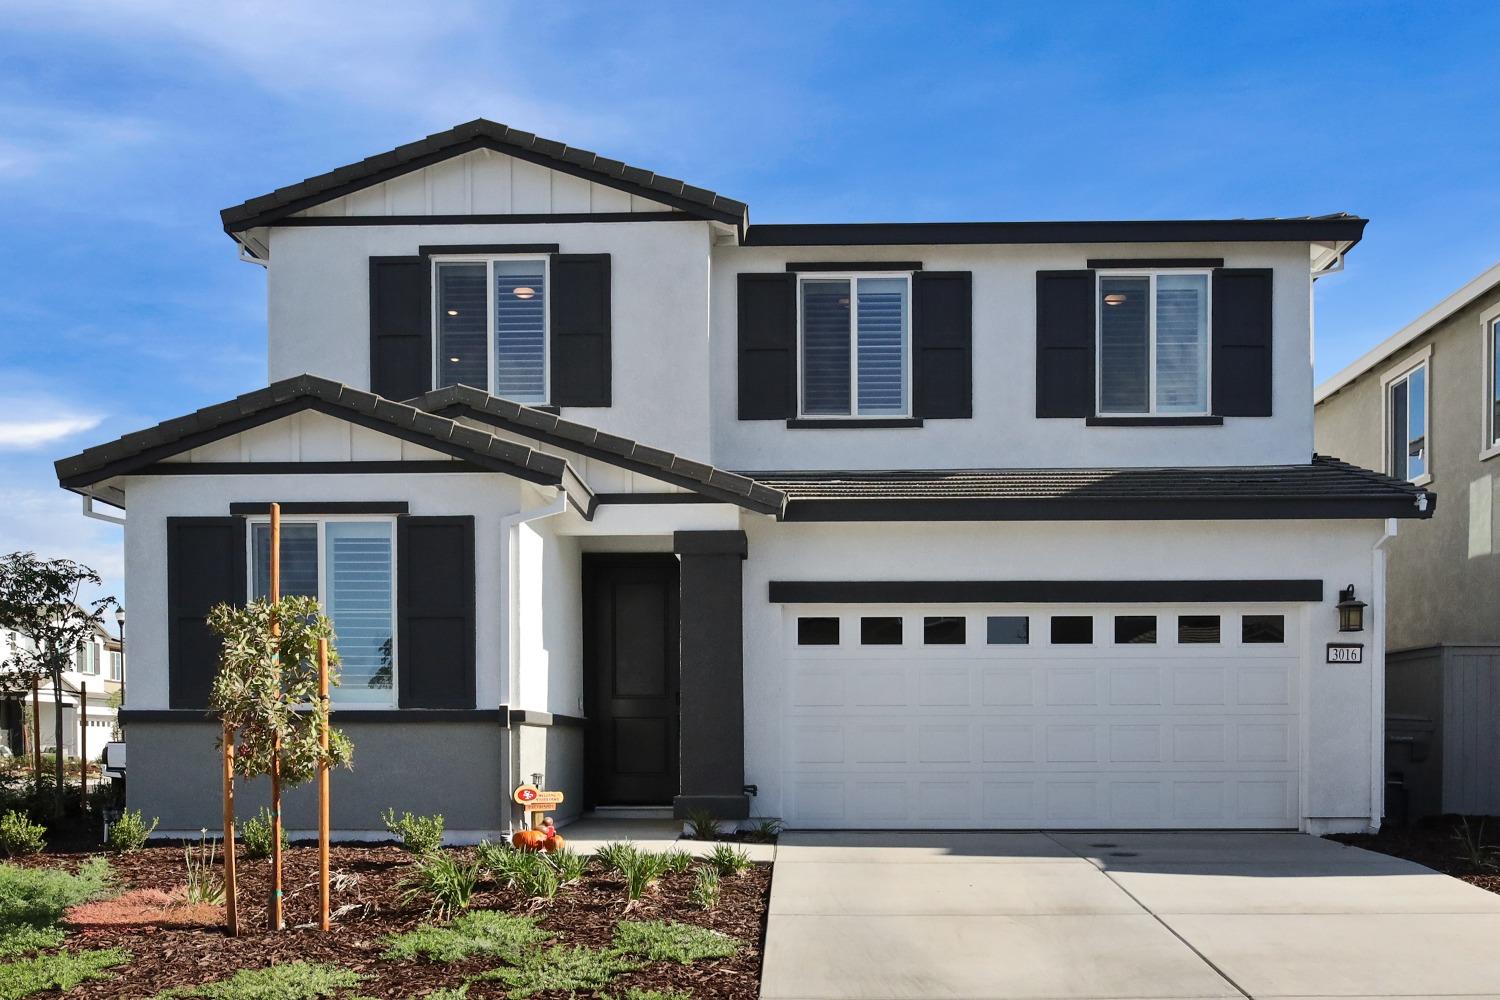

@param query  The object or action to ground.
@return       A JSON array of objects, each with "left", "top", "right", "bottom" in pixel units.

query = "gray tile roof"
[{"left": 220, "top": 119, "right": 749, "bottom": 233}]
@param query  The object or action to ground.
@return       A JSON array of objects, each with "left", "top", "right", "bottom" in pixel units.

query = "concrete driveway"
[{"left": 760, "top": 830, "right": 1500, "bottom": 1000}]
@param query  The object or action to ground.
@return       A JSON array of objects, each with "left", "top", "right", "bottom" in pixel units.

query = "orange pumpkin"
[
  {"left": 543, "top": 833, "right": 566, "bottom": 853},
  {"left": 512, "top": 828, "right": 547, "bottom": 852}
]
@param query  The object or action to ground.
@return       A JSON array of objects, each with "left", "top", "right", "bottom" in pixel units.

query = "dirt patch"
[
  {"left": 26, "top": 842, "right": 770, "bottom": 999},
  {"left": 1329, "top": 815, "right": 1500, "bottom": 895}
]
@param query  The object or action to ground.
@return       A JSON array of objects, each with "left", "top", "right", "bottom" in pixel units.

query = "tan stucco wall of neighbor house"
[{"left": 1315, "top": 287, "right": 1500, "bottom": 650}]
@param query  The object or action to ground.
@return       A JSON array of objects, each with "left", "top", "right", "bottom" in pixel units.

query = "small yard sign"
[
  {"left": 1326, "top": 643, "right": 1364, "bottom": 664},
  {"left": 512, "top": 784, "right": 565, "bottom": 807}
]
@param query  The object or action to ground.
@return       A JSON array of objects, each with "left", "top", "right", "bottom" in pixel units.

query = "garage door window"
[
  {"left": 1114, "top": 615, "right": 1157, "bottom": 644},
  {"left": 797, "top": 617, "right": 840, "bottom": 645},
  {"left": 1178, "top": 615, "right": 1221, "bottom": 643},
  {"left": 986, "top": 616, "right": 1029, "bottom": 644},
  {"left": 1050, "top": 615, "right": 1093, "bottom": 644},
  {"left": 1242, "top": 614, "right": 1285, "bottom": 643},
  {"left": 861, "top": 616, "right": 903, "bottom": 645},
  {"left": 924, "top": 616, "right": 966, "bottom": 644}
]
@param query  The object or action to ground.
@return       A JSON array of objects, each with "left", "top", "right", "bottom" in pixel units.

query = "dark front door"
[{"left": 583, "top": 555, "right": 680, "bottom": 806}]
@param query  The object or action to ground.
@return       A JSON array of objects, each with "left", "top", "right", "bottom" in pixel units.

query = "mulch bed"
[
  {"left": 1329, "top": 814, "right": 1500, "bottom": 895},
  {"left": 21, "top": 842, "right": 772, "bottom": 999}
]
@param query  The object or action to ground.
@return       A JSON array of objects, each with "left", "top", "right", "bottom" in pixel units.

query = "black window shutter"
[
  {"left": 737, "top": 272, "right": 797, "bottom": 420},
  {"left": 1212, "top": 268, "right": 1273, "bottom": 416},
  {"left": 397, "top": 516, "right": 476, "bottom": 709},
  {"left": 550, "top": 254, "right": 612, "bottom": 407},
  {"left": 1035, "top": 269, "right": 1096, "bottom": 417},
  {"left": 913, "top": 271, "right": 972, "bottom": 419},
  {"left": 369, "top": 256, "right": 432, "bottom": 401},
  {"left": 167, "top": 517, "right": 245, "bottom": 709}
]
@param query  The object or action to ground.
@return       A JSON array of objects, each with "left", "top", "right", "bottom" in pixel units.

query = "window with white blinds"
[
  {"left": 250, "top": 518, "right": 396, "bottom": 707},
  {"left": 799, "top": 273, "right": 911, "bottom": 417},
  {"left": 435, "top": 256, "right": 549, "bottom": 404},
  {"left": 1097, "top": 271, "right": 1210, "bottom": 416}
]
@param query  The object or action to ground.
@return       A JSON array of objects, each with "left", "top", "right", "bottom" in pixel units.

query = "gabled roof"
[
  {"left": 1316, "top": 260, "right": 1500, "bottom": 403},
  {"left": 750, "top": 455, "right": 1433, "bottom": 521},
  {"left": 220, "top": 119, "right": 749, "bottom": 236},
  {"left": 413, "top": 384, "right": 786, "bottom": 516}
]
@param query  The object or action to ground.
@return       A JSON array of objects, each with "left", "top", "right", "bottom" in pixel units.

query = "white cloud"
[
  {"left": 0, "top": 415, "right": 101, "bottom": 449},
  {"left": 0, "top": 487, "right": 123, "bottom": 607}
]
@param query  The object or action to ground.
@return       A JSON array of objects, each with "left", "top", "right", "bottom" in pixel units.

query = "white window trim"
[
  {"left": 1379, "top": 344, "right": 1433, "bottom": 486},
  {"left": 244, "top": 514, "right": 400, "bottom": 710},
  {"left": 1481, "top": 302, "right": 1500, "bottom": 463},
  {"left": 430, "top": 254, "right": 551, "bottom": 405},
  {"left": 795, "top": 271, "right": 913, "bottom": 420},
  {"left": 1094, "top": 269, "right": 1214, "bottom": 418}
]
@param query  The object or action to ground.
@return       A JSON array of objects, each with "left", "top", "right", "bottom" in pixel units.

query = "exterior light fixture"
[
  {"left": 448, "top": 356, "right": 461, "bottom": 363},
  {"left": 1104, "top": 293, "right": 1128, "bottom": 306},
  {"left": 1336, "top": 585, "right": 1366, "bottom": 633},
  {"left": 446, "top": 309, "right": 459, "bottom": 316},
  {"left": 513, "top": 287, "right": 535, "bottom": 299}
]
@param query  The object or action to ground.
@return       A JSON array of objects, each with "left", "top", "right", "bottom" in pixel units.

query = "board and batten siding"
[{"left": 1388, "top": 644, "right": 1500, "bottom": 818}]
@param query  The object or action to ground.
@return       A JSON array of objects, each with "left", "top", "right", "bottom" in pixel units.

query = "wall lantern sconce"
[{"left": 1336, "top": 585, "right": 1367, "bottom": 632}]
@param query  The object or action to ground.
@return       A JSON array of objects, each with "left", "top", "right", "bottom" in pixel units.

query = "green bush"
[
  {"left": 470, "top": 944, "right": 638, "bottom": 998},
  {"left": 0, "top": 812, "right": 45, "bottom": 858},
  {"left": 682, "top": 808, "right": 720, "bottom": 840},
  {"left": 0, "top": 858, "right": 112, "bottom": 930},
  {"left": 690, "top": 864, "right": 720, "bottom": 909},
  {"left": 397, "top": 852, "right": 479, "bottom": 920},
  {"left": 148, "top": 961, "right": 363, "bottom": 999},
  {"left": 106, "top": 809, "right": 158, "bottom": 853},
  {"left": 707, "top": 843, "right": 751, "bottom": 877},
  {"left": 614, "top": 919, "right": 740, "bottom": 964},
  {"left": 381, "top": 809, "right": 444, "bottom": 854},
  {"left": 240, "top": 807, "right": 286, "bottom": 861},
  {"left": 381, "top": 910, "right": 548, "bottom": 963},
  {"left": 0, "top": 946, "right": 129, "bottom": 998},
  {"left": 0, "top": 926, "right": 63, "bottom": 962}
]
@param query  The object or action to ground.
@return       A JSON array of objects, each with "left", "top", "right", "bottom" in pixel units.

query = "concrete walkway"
[{"left": 761, "top": 830, "right": 1500, "bottom": 1000}]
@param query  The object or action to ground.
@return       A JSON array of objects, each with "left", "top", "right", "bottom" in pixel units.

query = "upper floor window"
[
  {"left": 109, "top": 650, "right": 122, "bottom": 680},
  {"left": 1485, "top": 305, "right": 1500, "bottom": 455},
  {"left": 799, "top": 274, "right": 910, "bottom": 418},
  {"left": 1385, "top": 356, "right": 1428, "bottom": 482},
  {"left": 1097, "top": 271, "right": 1210, "bottom": 416},
  {"left": 249, "top": 517, "right": 396, "bottom": 707},
  {"left": 434, "top": 257, "right": 549, "bottom": 404}
]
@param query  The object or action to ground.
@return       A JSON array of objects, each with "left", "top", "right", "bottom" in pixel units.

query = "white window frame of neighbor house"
[
  {"left": 1482, "top": 301, "right": 1500, "bottom": 463},
  {"left": 796, "top": 271, "right": 913, "bottom": 419},
  {"left": 1380, "top": 344, "right": 1432, "bottom": 486},
  {"left": 431, "top": 254, "right": 550, "bottom": 404},
  {"left": 243, "top": 514, "right": 399, "bottom": 709},
  {"left": 1095, "top": 269, "right": 1214, "bottom": 417}
]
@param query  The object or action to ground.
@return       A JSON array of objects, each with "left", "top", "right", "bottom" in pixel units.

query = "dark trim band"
[
  {"left": 1085, "top": 416, "right": 1225, "bottom": 427},
  {"left": 674, "top": 529, "right": 749, "bottom": 558},
  {"left": 594, "top": 492, "right": 714, "bottom": 505},
  {"left": 768, "top": 579, "right": 1324, "bottom": 604},
  {"left": 121, "top": 708, "right": 502, "bottom": 724},
  {"left": 507, "top": 708, "right": 586, "bottom": 728},
  {"left": 270, "top": 212, "right": 693, "bottom": 228},
  {"left": 780, "top": 497, "right": 1422, "bottom": 521},
  {"left": 1087, "top": 258, "right": 1226, "bottom": 269},
  {"left": 135, "top": 461, "right": 491, "bottom": 476},
  {"left": 787, "top": 418, "right": 924, "bottom": 430},
  {"left": 785, "top": 261, "right": 923, "bottom": 272},
  {"left": 420, "top": 243, "right": 560, "bottom": 256},
  {"left": 229, "top": 501, "right": 410, "bottom": 516},
  {"left": 744, "top": 218, "right": 1366, "bottom": 248}
]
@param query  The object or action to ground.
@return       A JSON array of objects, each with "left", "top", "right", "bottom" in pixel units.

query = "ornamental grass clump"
[
  {"left": 707, "top": 842, "right": 751, "bottom": 877},
  {"left": 690, "top": 864, "right": 720, "bottom": 909},
  {"left": 0, "top": 810, "right": 45, "bottom": 858},
  {"left": 398, "top": 852, "right": 480, "bottom": 920},
  {"left": 617, "top": 849, "right": 672, "bottom": 904}
]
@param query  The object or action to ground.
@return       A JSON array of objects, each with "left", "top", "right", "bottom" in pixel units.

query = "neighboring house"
[
  {"left": 56, "top": 120, "right": 1430, "bottom": 839},
  {"left": 1, "top": 618, "right": 123, "bottom": 759},
  {"left": 1315, "top": 262, "right": 1500, "bottom": 818}
]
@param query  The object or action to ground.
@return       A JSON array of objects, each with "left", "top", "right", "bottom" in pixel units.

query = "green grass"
[
  {"left": 470, "top": 944, "right": 640, "bottom": 998},
  {"left": 0, "top": 858, "right": 113, "bottom": 931},
  {"left": 614, "top": 920, "right": 740, "bottom": 964},
  {"left": 609, "top": 990, "right": 692, "bottom": 1000},
  {"left": 0, "top": 928, "right": 63, "bottom": 962},
  {"left": 381, "top": 910, "right": 549, "bottom": 963},
  {"left": 0, "top": 947, "right": 129, "bottom": 1000},
  {"left": 148, "top": 962, "right": 363, "bottom": 1000}
]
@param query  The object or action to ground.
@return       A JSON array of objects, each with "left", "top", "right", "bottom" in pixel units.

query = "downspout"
[
  {"left": 81, "top": 495, "right": 126, "bottom": 527},
  {"left": 499, "top": 493, "right": 568, "bottom": 833},
  {"left": 1370, "top": 517, "right": 1398, "bottom": 831}
]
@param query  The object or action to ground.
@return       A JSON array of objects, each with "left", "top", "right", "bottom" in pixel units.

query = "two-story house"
[
  {"left": 1315, "top": 262, "right": 1500, "bottom": 819},
  {"left": 56, "top": 121, "right": 1431, "bottom": 839},
  {"left": 2, "top": 617, "right": 122, "bottom": 758}
]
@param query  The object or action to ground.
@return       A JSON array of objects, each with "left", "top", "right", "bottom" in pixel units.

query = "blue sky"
[{"left": 2, "top": 1, "right": 1497, "bottom": 604}]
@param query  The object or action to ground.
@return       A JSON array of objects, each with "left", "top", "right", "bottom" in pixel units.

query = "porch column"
[{"left": 672, "top": 530, "right": 749, "bottom": 820}]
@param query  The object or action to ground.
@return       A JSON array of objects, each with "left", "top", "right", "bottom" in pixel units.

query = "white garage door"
[{"left": 782, "top": 605, "right": 1301, "bottom": 829}]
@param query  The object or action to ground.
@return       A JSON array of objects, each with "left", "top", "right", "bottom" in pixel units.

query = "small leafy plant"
[
  {"left": 0, "top": 810, "right": 45, "bottom": 857},
  {"left": 382, "top": 910, "right": 548, "bottom": 963},
  {"left": 239, "top": 806, "right": 286, "bottom": 860},
  {"left": 398, "top": 852, "right": 479, "bottom": 920},
  {"left": 471, "top": 943, "right": 639, "bottom": 998},
  {"left": 690, "top": 864, "right": 720, "bottom": 909},
  {"left": 183, "top": 831, "right": 225, "bottom": 905},
  {"left": 683, "top": 808, "right": 720, "bottom": 840},
  {"left": 147, "top": 961, "right": 363, "bottom": 999},
  {"left": 106, "top": 809, "right": 158, "bottom": 853},
  {"left": 1452, "top": 816, "right": 1499, "bottom": 870},
  {"left": 707, "top": 842, "right": 752, "bottom": 877},
  {"left": 748, "top": 817, "right": 784, "bottom": 842},
  {"left": 0, "top": 856, "right": 112, "bottom": 929},
  {"left": 0, "top": 947, "right": 130, "bottom": 996},
  {"left": 613, "top": 919, "right": 740, "bottom": 963},
  {"left": 382, "top": 808, "right": 445, "bottom": 854}
]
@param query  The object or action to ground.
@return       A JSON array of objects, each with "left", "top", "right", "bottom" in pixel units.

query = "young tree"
[{"left": 0, "top": 552, "right": 116, "bottom": 817}]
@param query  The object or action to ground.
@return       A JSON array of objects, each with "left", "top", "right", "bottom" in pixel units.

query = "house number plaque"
[{"left": 1326, "top": 643, "right": 1364, "bottom": 664}]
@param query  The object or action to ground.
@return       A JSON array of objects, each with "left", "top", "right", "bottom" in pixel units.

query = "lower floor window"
[{"left": 250, "top": 518, "right": 396, "bottom": 706}]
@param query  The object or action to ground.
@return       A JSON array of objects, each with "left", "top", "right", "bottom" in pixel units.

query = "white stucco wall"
[
  {"left": 711, "top": 242, "right": 1315, "bottom": 470},
  {"left": 738, "top": 516, "right": 1387, "bottom": 831}
]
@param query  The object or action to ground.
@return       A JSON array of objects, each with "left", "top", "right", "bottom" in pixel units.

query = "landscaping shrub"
[
  {"left": 147, "top": 961, "right": 364, "bottom": 999},
  {"left": 0, "top": 858, "right": 112, "bottom": 930},
  {"left": 613, "top": 919, "right": 740, "bottom": 964},
  {"left": 707, "top": 843, "right": 751, "bottom": 877},
  {"left": 239, "top": 807, "right": 285, "bottom": 861},
  {"left": 662, "top": 849, "right": 693, "bottom": 874},
  {"left": 609, "top": 990, "right": 691, "bottom": 1000},
  {"left": 683, "top": 807, "right": 719, "bottom": 840},
  {"left": 481, "top": 842, "right": 584, "bottom": 899},
  {"left": 0, "top": 926, "right": 62, "bottom": 962},
  {"left": 381, "top": 910, "right": 548, "bottom": 963},
  {"left": 470, "top": 944, "right": 638, "bottom": 998},
  {"left": 690, "top": 864, "right": 720, "bottom": 909},
  {"left": 397, "top": 852, "right": 479, "bottom": 920},
  {"left": 183, "top": 832, "right": 225, "bottom": 905},
  {"left": 617, "top": 849, "right": 672, "bottom": 903},
  {"left": 550, "top": 847, "right": 588, "bottom": 884},
  {"left": 381, "top": 808, "right": 444, "bottom": 854},
  {"left": 106, "top": 809, "right": 158, "bottom": 853},
  {"left": 593, "top": 841, "right": 637, "bottom": 875},
  {"left": 0, "top": 946, "right": 129, "bottom": 999},
  {"left": 748, "top": 817, "right": 784, "bottom": 842},
  {"left": 0, "top": 811, "right": 45, "bottom": 858}
]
